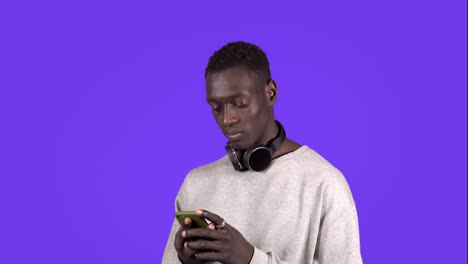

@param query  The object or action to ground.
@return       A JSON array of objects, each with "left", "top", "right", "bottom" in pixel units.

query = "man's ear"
[{"left": 265, "top": 79, "right": 278, "bottom": 106}]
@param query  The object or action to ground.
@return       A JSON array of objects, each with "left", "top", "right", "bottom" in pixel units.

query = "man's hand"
[
  {"left": 174, "top": 216, "right": 211, "bottom": 264},
  {"left": 183, "top": 209, "right": 254, "bottom": 264}
]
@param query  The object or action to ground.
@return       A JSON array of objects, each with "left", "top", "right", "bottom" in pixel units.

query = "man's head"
[{"left": 205, "top": 41, "right": 278, "bottom": 150}]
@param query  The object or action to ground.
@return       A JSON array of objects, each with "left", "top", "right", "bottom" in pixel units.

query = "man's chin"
[{"left": 229, "top": 141, "right": 249, "bottom": 150}]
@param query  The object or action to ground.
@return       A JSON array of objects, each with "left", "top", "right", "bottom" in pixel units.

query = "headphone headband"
[{"left": 269, "top": 121, "right": 285, "bottom": 152}]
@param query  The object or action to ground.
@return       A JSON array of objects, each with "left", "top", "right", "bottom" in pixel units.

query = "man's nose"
[{"left": 223, "top": 105, "right": 238, "bottom": 126}]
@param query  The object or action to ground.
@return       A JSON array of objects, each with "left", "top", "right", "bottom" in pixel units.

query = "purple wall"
[{"left": 0, "top": 1, "right": 466, "bottom": 263}]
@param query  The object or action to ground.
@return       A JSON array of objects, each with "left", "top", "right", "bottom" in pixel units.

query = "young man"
[{"left": 162, "top": 41, "right": 363, "bottom": 264}]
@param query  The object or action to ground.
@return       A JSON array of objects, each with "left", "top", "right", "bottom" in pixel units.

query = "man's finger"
[
  {"left": 187, "top": 239, "right": 222, "bottom": 251},
  {"left": 182, "top": 243, "right": 198, "bottom": 255},
  {"left": 182, "top": 217, "right": 192, "bottom": 229},
  {"left": 176, "top": 233, "right": 199, "bottom": 259},
  {"left": 195, "top": 251, "right": 225, "bottom": 262},
  {"left": 195, "top": 209, "right": 225, "bottom": 227},
  {"left": 184, "top": 227, "right": 224, "bottom": 240},
  {"left": 174, "top": 218, "right": 192, "bottom": 252}
]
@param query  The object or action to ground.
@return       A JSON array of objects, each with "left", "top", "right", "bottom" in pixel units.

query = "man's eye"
[
  {"left": 212, "top": 105, "right": 222, "bottom": 112},
  {"left": 234, "top": 102, "right": 248, "bottom": 108}
]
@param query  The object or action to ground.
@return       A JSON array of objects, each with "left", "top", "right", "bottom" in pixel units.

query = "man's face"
[{"left": 206, "top": 66, "right": 272, "bottom": 150}]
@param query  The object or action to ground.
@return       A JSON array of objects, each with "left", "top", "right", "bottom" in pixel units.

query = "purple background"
[{"left": 0, "top": 0, "right": 466, "bottom": 263}]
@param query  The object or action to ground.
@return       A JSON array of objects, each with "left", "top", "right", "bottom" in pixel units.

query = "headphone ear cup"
[
  {"left": 243, "top": 145, "right": 273, "bottom": 172},
  {"left": 225, "top": 121, "right": 284, "bottom": 172}
]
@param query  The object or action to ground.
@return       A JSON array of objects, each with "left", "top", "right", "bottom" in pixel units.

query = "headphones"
[{"left": 225, "top": 121, "right": 286, "bottom": 172}]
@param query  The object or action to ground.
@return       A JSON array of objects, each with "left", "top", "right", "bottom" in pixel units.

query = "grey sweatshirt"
[{"left": 162, "top": 145, "right": 363, "bottom": 263}]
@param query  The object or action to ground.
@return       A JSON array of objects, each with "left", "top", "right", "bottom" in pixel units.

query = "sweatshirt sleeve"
[
  {"left": 249, "top": 247, "right": 288, "bottom": 264},
  {"left": 313, "top": 170, "right": 363, "bottom": 264},
  {"left": 250, "top": 170, "right": 363, "bottom": 264}
]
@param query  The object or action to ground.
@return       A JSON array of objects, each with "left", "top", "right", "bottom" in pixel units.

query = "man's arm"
[
  {"left": 250, "top": 170, "right": 362, "bottom": 264},
  {"left": 313, "top": 170, "right": 363, "bottom": 264}
]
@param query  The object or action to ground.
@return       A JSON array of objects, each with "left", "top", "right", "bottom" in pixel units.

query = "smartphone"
[{"left": 176, "top": 211, "right": 208, "bottom": 228}]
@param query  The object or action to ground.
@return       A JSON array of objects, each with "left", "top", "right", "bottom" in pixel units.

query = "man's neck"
[{"left": 272, "top": 138, "right": 302, "bottom": 160}]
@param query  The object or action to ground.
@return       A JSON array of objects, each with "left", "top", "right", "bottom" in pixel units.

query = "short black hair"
[{"left": 205, "top": 41, "right": 271, "bottom": 83}]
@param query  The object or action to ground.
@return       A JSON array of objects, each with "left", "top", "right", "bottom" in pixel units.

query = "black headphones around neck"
[{"left": 225, "top": 121, "right": 286, "bottom": 172}]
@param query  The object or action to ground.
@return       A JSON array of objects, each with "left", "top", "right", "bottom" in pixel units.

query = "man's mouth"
[{"left": 224, "top": 131, "right": 243, "bottom": 141}]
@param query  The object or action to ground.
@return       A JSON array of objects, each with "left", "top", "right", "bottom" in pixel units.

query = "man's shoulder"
[
  {"left": 186, "top": 154, "right": 231, "bottom": 178},
  {"left": 288, "top": 145, "right": 336, "bottom": 171},
  {"left": 286, "top": 145, "right": 346, "bottom": 183}
]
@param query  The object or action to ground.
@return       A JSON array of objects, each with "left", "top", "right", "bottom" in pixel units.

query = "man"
[{"left": 162, "top": 41, "right": 362, "bottom": 263}]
